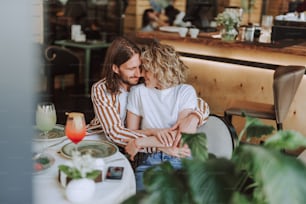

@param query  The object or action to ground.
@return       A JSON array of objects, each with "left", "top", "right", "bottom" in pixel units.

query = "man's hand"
[{"left": 124, "top": 139, "right": 141, "bottom": 161}]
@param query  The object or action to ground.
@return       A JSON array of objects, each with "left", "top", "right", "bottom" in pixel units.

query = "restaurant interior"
[
  {"left": 25, "top": 0, "right": 306, "bottom": 203},
  {"left": 35, "top": 0, "right": 306, "bottom": 137}
]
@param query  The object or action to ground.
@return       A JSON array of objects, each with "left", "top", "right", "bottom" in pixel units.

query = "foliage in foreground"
[{"left": 123, "top": 116, "right": 306, "bottom": 204}]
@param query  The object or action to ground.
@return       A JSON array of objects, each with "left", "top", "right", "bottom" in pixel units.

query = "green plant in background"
[{"left": 123, "top": 116, "right": 306, "bottom": 204}]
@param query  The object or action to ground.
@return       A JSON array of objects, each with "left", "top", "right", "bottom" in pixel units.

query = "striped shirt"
[{"left": 90, "top": 78, "right": 210, "bottom": 152}]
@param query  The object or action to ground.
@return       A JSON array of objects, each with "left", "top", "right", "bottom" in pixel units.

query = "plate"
[
  {"left": 159, "top": 26, "right": 181, "bottom": 33},
  {"left": 60, "top": 140, "right": 118, "bottom": 159},
  {"left": 33, "top": 125, "right": 65, "bottom": 142},
  {"left": 33, "top": 153, "right": 55, "bottom": 174}
]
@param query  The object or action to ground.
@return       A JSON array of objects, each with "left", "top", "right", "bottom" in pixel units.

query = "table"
[
  {"left": 33, "top": 134, "right": 136, "bottom": 204},
  {"left": 54, "top": 40, "right": 111, "bottom": 94}
]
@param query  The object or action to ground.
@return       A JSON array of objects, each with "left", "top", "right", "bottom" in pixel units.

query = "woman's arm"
[
  {"left": 126, "top": 111, "right": 174, "bottom": 147},
  {"left": 171, "top": 97, "right": 210, "bottom": 138}
]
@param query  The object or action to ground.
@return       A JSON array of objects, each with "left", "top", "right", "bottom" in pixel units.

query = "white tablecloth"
[{"left": 33, "top": 134, "right": 136, "bottom": 204}]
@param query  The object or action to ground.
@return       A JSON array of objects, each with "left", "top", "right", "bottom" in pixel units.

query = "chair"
[
  {"left": 224, "top": 65, "right": 305, "bottom": 130},
  {"left": 197, "top": 114, "right": 237, "bottom": 159},
  {"left": 44, "top": 45, "right": 80, "bottom": 93}
]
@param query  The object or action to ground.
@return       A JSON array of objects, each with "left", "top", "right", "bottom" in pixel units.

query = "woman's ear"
[{"left": 112, "top": 64, "right": 119, "bottom": 74}]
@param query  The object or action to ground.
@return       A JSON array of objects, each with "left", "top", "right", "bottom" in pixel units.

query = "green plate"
[
  {"left": 60, "top": 140, "right": 118, "bottom": 159},
  {"left": 33, "top": 125, "right": 65, "bottom": 142}
]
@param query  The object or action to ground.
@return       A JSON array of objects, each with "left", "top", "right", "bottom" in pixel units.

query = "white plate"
[
  {"left": 33, "top": 153, "right": 55, "bottom": 174},
  {"left": 33, "top": 124, "right": 65, "bottom": 142},
  {"left": 60, "top": 140, "right": 118, "bottom": 159},
  {"left": 159, "top": 26, "right": 181, "bottom": 33}
]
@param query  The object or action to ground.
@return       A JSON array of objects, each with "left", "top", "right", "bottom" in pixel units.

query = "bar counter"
[{"left": 136, "top": 31, "right": 306, "bottom": 142}]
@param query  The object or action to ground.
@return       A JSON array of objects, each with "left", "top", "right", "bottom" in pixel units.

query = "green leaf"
[
  {"left": 230, "top": 192, "right": 252, "bottom": 204},
  {"left": 86, "top": 170, "right": 101, "bottom": 180},
  {"left": 184, "top": 158, "right": 237, "bottom": 204},
  {"left": 233, "top": 145, "right": 306, "bottom": 204},
  {"left": 58, "top": 165, "right": 82, "bottom": 179},
  {"left": 244, "top": 116, "right": 274, "bottom": 139},
  {"left": 142, "top": 162, "right": 194, "bottom": 204},
  {"left": 181, "top": 132, "right": 208, "bottom": 162},
  {"left": 264, "top": 130, "right": 306, "bottom": 150}
]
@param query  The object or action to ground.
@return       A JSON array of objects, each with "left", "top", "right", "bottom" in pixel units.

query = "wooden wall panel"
[{"left": 181, "top": 56, "right": 306, "bottom": 143}]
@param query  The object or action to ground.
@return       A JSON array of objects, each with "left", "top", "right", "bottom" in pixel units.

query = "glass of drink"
[
  {"left": 36, "top": 102, "right": 57, "bottom": 139},
  {"left": 34, "top": 102, "right": 57, "bottom": 159},
  {"left": 65, "top": 112, "right": 86, "bottom": 152}
]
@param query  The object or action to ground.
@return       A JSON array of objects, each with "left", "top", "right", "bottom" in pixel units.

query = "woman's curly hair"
[{"left": 141, "top": 42, "right": 189, "bottom": 89}]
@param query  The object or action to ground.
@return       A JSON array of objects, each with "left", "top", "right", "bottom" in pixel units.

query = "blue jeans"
[{"left": 135, "top": 152, "right": 182, "bottom": 192}]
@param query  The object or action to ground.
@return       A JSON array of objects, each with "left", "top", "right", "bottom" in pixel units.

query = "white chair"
[{"left": 197, "top": 114, "right": 237, "bottom": 159}]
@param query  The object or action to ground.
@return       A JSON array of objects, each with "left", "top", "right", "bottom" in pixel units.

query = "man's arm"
[
  {"left": 171, "top": 97, "right": 210, "bottom": 134},
  {"left": 91, "top": 80, "right": 155, "bottom": 153}
]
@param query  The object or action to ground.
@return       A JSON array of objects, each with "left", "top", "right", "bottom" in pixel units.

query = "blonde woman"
[{"left": 125, "top": 42, "right": 205, "bottom": 191}]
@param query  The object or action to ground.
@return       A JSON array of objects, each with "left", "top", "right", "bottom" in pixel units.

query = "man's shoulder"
[
  {"left": 92, "top": 79, "right": 108, "bottom": 94},
  {"left": 92, "top": 79, "right": 106, "bottom": 88}
]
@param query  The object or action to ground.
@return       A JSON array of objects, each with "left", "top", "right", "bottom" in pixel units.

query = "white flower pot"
[{"left": 66, "top": 178, "right": 95, "bottom": 203}]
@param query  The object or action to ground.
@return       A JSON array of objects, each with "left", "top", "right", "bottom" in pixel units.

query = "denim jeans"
[{"left": 135, "top": 152, "right": 182, "bottom": 192}]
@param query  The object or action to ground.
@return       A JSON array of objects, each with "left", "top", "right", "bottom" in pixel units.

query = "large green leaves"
[
  {"left": 233, "top": 145, "right": 306, "bottom": 204},
  {"left": 142, "top": 161, "right": 195, "bottom": 204},
  {"left": 184, "top": 158, "right": 238, "bottom": 204},
  {"left": 181, "top": 132, "right": 208, "bottom": 162},
  {"left": 238, "top": 116, "right": 274, "bottom": 144},
  {"left": 264, "top": 130, "right": 306, "bottom": 150}
]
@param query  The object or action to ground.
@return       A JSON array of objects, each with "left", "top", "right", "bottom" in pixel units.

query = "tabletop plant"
[
  {"left": 215, "top": 9, "right": 241, "bottom": 42},
  {"left": 58, "top": 151, "right": 101, "bottom": 180},
  {"left": 123, "top": 116, "right": 306, "bottom": 204},
  {"left": 58, "top": 151, "right": 101, "bottom": 203}
]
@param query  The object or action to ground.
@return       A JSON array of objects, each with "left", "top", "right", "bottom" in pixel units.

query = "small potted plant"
[
  {"left": 215, "top": 9, "right": 241, "bottom": 42},
  {"left": 58, "top": 151, "right": 101, "bottom": 203}
]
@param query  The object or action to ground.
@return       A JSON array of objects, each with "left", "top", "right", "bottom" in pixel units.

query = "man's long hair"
[{"left": 101, "top": 37, "right": 141, "bottom": 94}]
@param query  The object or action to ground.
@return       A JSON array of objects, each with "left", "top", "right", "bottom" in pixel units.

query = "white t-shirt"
[{"left": 127, "top": 84, "right": 197, "bottom": 129}]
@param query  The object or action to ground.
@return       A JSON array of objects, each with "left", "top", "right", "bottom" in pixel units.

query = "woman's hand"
[
  {"left": 153, "top": 128, "right": 177, "bottom": 147},
  {"left": 159, "top": 144, "right": 191, "bottom": 158},
  {"left": 171, "top": 113, "right": 199, "bottom": 134},
  {"left": 124, "top": 139, "right": 141, "bottom": 161}
]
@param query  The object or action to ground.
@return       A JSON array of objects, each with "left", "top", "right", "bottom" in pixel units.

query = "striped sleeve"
[
  {"left": 193, "top": 97, "right": 210, "bottom": 126},
  {"left": 91, "top": 80, "right": 155, "bottom": 153}
]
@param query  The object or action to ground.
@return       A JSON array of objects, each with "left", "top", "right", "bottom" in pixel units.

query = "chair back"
[
  {"left": 197, "top": 114, "right": 237, "bottom": 159},
  {"left": 44, "top": 45, "right": 80, "bottom": 92},
  {"left": 44, "top": 45, "right": 80, "bottom": 76},
  {"left": 273, "top": 65, "right": 305, "bottom": 123}
]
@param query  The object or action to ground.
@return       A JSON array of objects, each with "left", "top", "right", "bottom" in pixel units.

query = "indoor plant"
[
  {"left": 58, "top": 151, "right": 101, "bottom": 203},
  {"left": 215, "top": 9, "right": 241, "bottom": 42},
  {"left": 123, "top": 116, "right": 306, "bottom": 204}
]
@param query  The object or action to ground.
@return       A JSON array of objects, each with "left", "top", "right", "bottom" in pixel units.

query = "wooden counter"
[
  {"left": 137, "top": 31, "right": 306, "bottom": 65},
  {"left": 136, "top": 31, "right": 306, "bottom": 142}
]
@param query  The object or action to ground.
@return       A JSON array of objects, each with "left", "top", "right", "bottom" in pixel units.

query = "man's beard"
[{"left": 120, "top": 76, "right": 139, "bottom": 87}]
